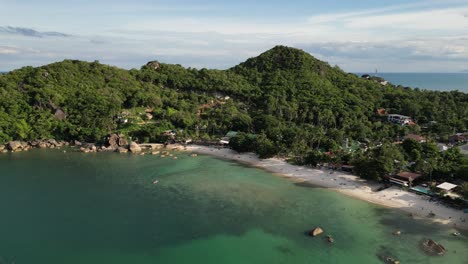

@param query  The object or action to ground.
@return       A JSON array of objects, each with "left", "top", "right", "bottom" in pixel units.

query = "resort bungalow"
[
  {"left": 436, "top": 182, "right": 460, "bottom": 198},
  {"left": 388, "top": 171, "right": 423, "bottom": 187},
  {"left": 387, "top": 114, "right": 414, "bottom": 126}
]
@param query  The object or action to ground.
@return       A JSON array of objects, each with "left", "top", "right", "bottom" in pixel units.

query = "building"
[
  {"left": 387, "top": 114, "right": 413, "bottom": 126},
  {"left": 448, "top": 133, "right": 467, "bottom": 144},
  {"left": 404, "top": 134, "right": 426, "bottom": 143},
  {"left": 388, "top": 171, "right": 423, "bottom": 186},
  {"left": 219, "top": 131, "right": 238, "bottom": 145},
  {"left": 387, "top": 114, "right": 413, "bottom": 125}
]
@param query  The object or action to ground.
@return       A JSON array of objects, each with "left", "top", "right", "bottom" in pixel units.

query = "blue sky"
[{"left": 1, "top": 0, "right": 468, "bottom": 72}]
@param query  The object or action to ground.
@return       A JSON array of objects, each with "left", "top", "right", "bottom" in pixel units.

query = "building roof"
[
  {"left": 395, "top": 171, "right": 423, "bottom": 181},
  {"left": 404, "top": 134, "right": 425, "bottom": 142},
  {"left": 436, "top": 182, "right": 457, "bottom": 191},
  {"left": 225, "top": 131, "right": 238, "bottom": 138}
]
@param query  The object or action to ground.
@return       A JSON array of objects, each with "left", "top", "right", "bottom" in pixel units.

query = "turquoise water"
[
  {"left": 0, "top": 149, "right": 467, "bottom": 263},
  {"left": 357, "top": 73, "right": 468, "bottom": 92}
]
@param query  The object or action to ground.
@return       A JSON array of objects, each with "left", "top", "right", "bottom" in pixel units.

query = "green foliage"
[{"left": 0, "top": 46, "right": 467, "bottom": 184}]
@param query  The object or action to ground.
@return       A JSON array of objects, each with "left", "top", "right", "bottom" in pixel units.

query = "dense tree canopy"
[{"left": 1, "top": 46, "right": 467, "bottom": 182}]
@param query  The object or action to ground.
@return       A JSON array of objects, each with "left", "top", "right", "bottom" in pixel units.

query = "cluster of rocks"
[
  {"left": 1, "top": 139, "right": 69, "bottom": 153},
  {"left": 78, "top": 134, "right": 144, "bottom": 154}
]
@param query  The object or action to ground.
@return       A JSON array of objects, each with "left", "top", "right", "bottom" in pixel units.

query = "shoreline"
[{"left": 185, "top": 145, "right": 468, "bottom": 231}]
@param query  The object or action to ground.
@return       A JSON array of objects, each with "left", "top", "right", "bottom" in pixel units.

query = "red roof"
[
  {"left": 395, "top": 172, "right": 422, "bottom": 180},
  {"left": 404, "top": 134, "right": 425, "bottom": 142}
]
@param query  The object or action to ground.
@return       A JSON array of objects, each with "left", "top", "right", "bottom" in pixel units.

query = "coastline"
[{"left": 185, "top": 145, "right": 468, "bottom": 231}]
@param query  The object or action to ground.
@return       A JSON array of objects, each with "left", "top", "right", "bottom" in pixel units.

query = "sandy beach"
[{"left": 185, "top": 145, "right": 468, "bottom": 231}]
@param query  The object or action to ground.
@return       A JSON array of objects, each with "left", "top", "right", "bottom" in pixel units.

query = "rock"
[
  {"left": 129, "top": 142, "right": 141, "bottom": 153},
  {"left": 420, "top": 238, "right": 446, "bottom": 256},
  {"left": 118, "top": 134, "right": 128, "bottom": 146},
  {"left": 393, "top": 230, "right": 401, "bottom": 236},
  {"left": 146, "top": 61, "right": 161, "bottom": 70},
  {"left": 190, "top": 153, "right": 198, "bottom": 157},
  {"left": 326, "top": 235, "right": 334, "bottom": 243},
  {"left": 54, "top": 108, "right": 67, "bottom": 120},
  {"left": 152, "top": 151, "right": 160, "bottom": 155},
  {"left": 7, "top": 141, "right": 22, "bottom": 151},
  {"left": 0, "top": 145, "right": 5, "bottom": 151},
  {"left": 116, "top": 147, "right": 128, "bottom": 153},
  {"left": 309, "top": 227, "right": 324, "bottom": 237},
  {"left": 106, "top": 134, "right": 120, "bottom": 149},
  {"left": 48, "top": 139, "right": 59, "bottom": 147},
  {"left": 38, "top": 142, "right": 49, "bottom": 148},
  {"left": 73, "top": 140, "right": 82, "bottom": 146}
]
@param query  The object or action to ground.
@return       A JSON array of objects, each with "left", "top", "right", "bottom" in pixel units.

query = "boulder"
[
  {"left": 73, "top": 140, "right": 82, "bottom": 146},
  {"left": 129, "top": 142, "right": 142, "bottom": 153},
  {"left": 38, "top": 142, "right": 49, "bottom": 148},
  {"left": 420, "top": 238, "right": 446, "bottom": 256},
  {"left": 392, "top": 230, "right": 401, "bottom": 236},
  {"left": 146, "top": 61, "right": 161, "bottom": 70},
  {"left": 7, "top": 141, "right": 22, "bottom": 151},
  {"left": 53, "top": 108, "right": 67, "bottom": 120},
  {"left": 116, "top": 147, "right": 128, "bottom": 153},
  {"left": 106, "top": 134, "right": 120, "bottom": 149},
  {"left": 118, "top": 134, "right": 128, "bottom": 146},
  {"left": 48, "top": 139, "right": 59, "bottom": 147},
  {"left": 309, "top": 227, "right": 324, "bottom": 237},
  {"left": 0, "top": 145, "right": 5, "bottom": 151}
]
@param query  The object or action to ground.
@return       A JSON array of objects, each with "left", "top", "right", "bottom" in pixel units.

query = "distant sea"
[{"left": 356, "top": 73, "right": 468, "bottom": 93}]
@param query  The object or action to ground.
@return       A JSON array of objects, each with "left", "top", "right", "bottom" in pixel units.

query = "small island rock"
[{"left": 309, "top": 227, "right": 324, "bottom": 237}]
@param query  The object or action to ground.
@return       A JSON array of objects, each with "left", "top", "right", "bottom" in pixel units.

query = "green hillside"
[{"left": 1, "top": 46, "right": 467, "bottom": 184}]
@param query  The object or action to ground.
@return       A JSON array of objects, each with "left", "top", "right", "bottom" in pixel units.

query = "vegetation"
[{"left": 1, "top": 46, "right": 467, "bottom": 183}]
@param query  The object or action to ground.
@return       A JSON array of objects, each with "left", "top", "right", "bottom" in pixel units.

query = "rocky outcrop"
[
  {"left": 116, "top": 147, "right": 128, "bottom": 153},
  {"left": 420, "top": 239, "right": 446, "bottom": 256},
  {"left": 7, "top": 141, "right": 22, "bottom": 151},
  {"left": 104, "top": 134, "right": 128, "bottom": 150},
  {"left": 309, "top": 227, "right": 324, "bottom": 237},
  {"left": 54, "top": 108, "right": 67, "bottom": 120},
  {"left": 146, "top": 61, "right": 160, "bottom": 70},
  {"left": 80, "top": 144, "right": 97, "bottom": 153},
  {"left": 129, "top": 142, "right": 142, "bottom": 153}
]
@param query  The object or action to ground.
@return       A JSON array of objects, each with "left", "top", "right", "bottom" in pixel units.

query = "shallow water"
[{"left": 0, "top": 149, "right": 467, "bottom": 263}]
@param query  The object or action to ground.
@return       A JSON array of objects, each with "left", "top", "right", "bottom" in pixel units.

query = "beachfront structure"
[
  {"left": 219, "top": 131, "right": 239, "bottom": 145},
  {"left": 436, "top": 182, "right": 457, "bottom": 192},
  {"left": 387, "top": 114, "right": 413, "bottom": 125},
  {"left": 388, "top": 172, "right": 423, "bottom": 187}
]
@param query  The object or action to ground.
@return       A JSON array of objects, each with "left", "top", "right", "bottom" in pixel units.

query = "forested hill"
[{"left": 0, "top": 46, "right": 467, "bottom": 152}]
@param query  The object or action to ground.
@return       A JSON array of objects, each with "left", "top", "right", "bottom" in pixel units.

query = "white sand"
[{"left": 186, "top": 145, "right": 468, "bottom": 230}]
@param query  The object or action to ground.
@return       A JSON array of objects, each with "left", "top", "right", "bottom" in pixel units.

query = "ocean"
[
  {"left": 0, "top": 149, "right": 466, "bottom": 264},
  {"left": 357, "top": 73, "right": 468, "bottom": 92}
]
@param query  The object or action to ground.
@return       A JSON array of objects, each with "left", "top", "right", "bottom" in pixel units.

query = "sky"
[{"left": 1, "top": 0, "right": 468, "bottom": 72}]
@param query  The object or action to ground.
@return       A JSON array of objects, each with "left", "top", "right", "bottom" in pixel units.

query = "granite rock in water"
[
  {"left": 116, "top": 147, "right": 129, "bottom": 153},
  {"left": 309, "top": 227, "right": 324, "bottom": 237},
  {"left": 7, "top": 141, "right": 22, "bottom": 151},
  {"left": 420, "top": 238, "right": 446, "bottom": 256},
  {"left": 129, "top": 142, "right": 141, "bottom": 153}
]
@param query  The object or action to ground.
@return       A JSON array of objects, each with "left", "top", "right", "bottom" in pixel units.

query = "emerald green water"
[{"left": 0, "top": 149, "right": 467, "bottom": 263}]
